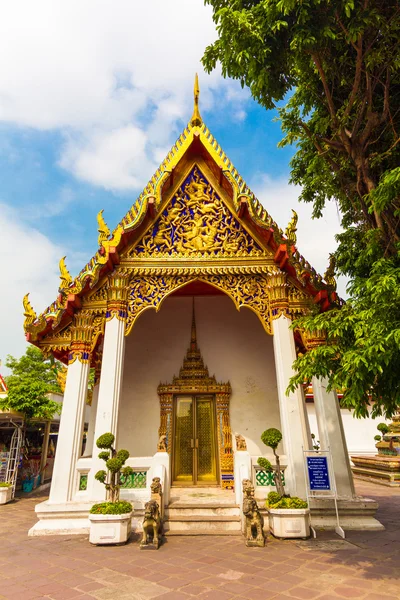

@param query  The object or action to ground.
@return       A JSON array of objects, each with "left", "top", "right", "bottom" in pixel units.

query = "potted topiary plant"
[
  {"left": 0, "top": 482, "right": 13, "bottom": 505},
  {"left": 89, "top": 432, "right": 134, "bottom": 545},
  {"left": 257, "top": 427, "right": 310, "bottom": 539}
]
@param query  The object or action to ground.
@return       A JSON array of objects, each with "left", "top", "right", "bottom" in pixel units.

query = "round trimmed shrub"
[
  {"left": 374, "top": 435, "right": 382, "bottom": 442},
  {"left": 261, "top": 428, "right": 282, "bottom": 450},
  {"left": 96, "top": 432, "right": 115, "bottom": 449},
  {"left": 98, "top": 451, "right": 110, "bottom": 461},
  {"left": 106, "top": 457, "right": 124, "bottom": 473},
  {"left": 95, "top": 470, "right": 106, "bottom": 483},
  {"left": 377, "top": 423, "right": 389, "bottom": 435},
  {"left": 116, "top": 449, "right": 129, "bottom": 462},
  {"left": 257, "top": 457, "right": 273, "bottom": 471}
]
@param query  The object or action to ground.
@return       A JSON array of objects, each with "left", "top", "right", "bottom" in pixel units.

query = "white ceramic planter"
[
  {"left": 268, "top": 508, "right": 310, "bottom": 539},
  {"left": 0, "top": 486, "right": 13, "bottom": 505},
  {"left": 89, "top": 512, "right": 132, "bottom": 545}
]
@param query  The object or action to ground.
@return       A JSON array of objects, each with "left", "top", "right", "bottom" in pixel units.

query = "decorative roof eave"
[{"left": 24, "top": 107, "right": 339, "bottom": 342}]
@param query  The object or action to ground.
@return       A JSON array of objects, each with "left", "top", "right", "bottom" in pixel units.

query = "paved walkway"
[{"left": 0, "top": 480, "right": 399, "bottom": 600}]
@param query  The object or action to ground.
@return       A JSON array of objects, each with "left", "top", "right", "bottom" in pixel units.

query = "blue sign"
[{"left": 307, "top": 456, "right": 331, "bottom": 491}]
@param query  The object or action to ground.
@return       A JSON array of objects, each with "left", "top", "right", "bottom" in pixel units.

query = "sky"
[{"left": 0, "top": 0, "right": 344, "bottom": 372}]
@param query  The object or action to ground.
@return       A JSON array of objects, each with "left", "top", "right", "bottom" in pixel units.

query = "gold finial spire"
[
  {"left": 285, "top": 209, "right": 298, "bottom": 245},
  {"left": 190, "top": 73, "right": 202, "bottom": 127},
  {"left": 191, "top": 297, "right": 198, "bottom": 350},
  {"left": 324, "top": 254, "right": 337, "bottom": 290}
]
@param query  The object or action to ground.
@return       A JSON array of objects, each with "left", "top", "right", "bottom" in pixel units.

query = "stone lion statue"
[
  {"left": 141, "top": 500, "right": 162, "bottom": 549},
  {"left": 151, "top": 477, "right": 162, "bottom": 495},
  {"left": 242, "top": 482, "right": 265, "bottom": 547}
]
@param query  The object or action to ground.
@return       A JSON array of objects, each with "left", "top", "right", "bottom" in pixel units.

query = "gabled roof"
[{"left": 24, "top": 77, "right": 339, "bottom": 346}]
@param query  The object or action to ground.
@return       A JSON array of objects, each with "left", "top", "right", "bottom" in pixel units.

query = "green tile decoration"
[
  {"left": 79, "top": 474, "right": 88, "bottom": 491},
  {"left": 121, "top": 471, "right": 147, "bottom": 489},
  {"left": 255, "top": 469, "right": 285, "bottom": 487}
]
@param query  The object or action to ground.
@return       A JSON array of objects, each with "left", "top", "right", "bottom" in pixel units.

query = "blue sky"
[{"left": 0, "top": 0, "right": 343, "bottom": 369}]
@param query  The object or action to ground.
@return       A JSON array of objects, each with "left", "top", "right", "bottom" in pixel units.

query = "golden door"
[{"left": 172, "top": 395, "right": 219, "bottom": 485}]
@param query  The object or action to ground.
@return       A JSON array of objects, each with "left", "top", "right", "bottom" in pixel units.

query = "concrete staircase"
[{"left": 164, "top": 487, "right": 242, "bottom": 536}]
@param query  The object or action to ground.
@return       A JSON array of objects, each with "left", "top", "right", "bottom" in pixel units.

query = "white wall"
[
  {"left": 307, "top": 403, "right": 389, "bottom": 457},
  {"left": 117, "top": 295, "right": 281, "bottom": 458}
]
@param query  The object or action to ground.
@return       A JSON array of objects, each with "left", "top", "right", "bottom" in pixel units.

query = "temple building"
[{"left": 25, "top": 77, "right": 382, "bottom": 535}]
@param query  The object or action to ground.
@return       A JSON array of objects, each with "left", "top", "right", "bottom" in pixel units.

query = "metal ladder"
[{"left": 5, "top": 423, "right": 24, "bottom": 498}]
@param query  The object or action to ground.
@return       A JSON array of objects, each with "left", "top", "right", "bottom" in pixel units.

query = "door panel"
[
  {"left": 196, "top": 397, "right": 218, "bottom": 483},
  {"left": 173, "top": 395, "right": 218, "bottom": 485},
  {"left": 173, "top": 396, "right": 193, "bottom": 483}
]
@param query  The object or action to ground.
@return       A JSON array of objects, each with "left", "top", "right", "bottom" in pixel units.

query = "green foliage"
[
  {"left": 96, "top": 433, "right": 115, "bottom": 449},
  {"left": 106, "top": 457, "right": 124, "bottom": 473},
  {"left": 257, "top": 457, "right": 273, "bottom": 471},
  {"left": 374, "top": 435, "right": 382, "bottom": 442},
  {"left": 288, "top": 254, "right": 400, "bottom": 418},
  {"left": 122, "top": 466, "right": 133, "bottom": 477},
  {"left": 203, "top": 0, "right": 400, "bottom": 418},
  {"left": 1, "top": 347, "right": 62, "bottom": 420},
  {"left": 116, "top": 449, "right": 130, "bottom": 462},
  {"left": 0, "top": 482, "right": 12, "bottom": 487},
  {"left": 377, "top": 423, "right": 389, "bottom": 434},
  {"left": 261, "top": 428, "right": 282, "bottom": 450},
  {"left": 98, "top": 451, "right": 110, "bottom": 461},
  {"left": 267, "top": 491, "right": 281, "bottom": 505},
  {"left": 89, "top": 501, "right": 132, "bottom": 515},
  {"left": 267, "top": 496, "right": 308, "bottom": 510},
  {"left": 95, "top": 470, "right": 106, "bottom": 483}
]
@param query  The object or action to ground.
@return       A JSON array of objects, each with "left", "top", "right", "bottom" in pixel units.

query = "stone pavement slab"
[{"left": 0, "top": 481, "right": 399, "bottom": 600}]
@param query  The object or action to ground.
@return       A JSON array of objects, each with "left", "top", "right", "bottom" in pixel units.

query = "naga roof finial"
[
  {"left": 324, "top": 254, "right": 337, "bottom": 290},
  {"left": 190, "top": 73, "right": 202, "bottom": 128},
  {"left": 23, "top": 293, "right": 37, "bottom": 330},
  {"left": 97, "top": 209, "right": 110, "bottom": 247},
  {"left": 59, "top": 256, "right": 72, "bottom": 291},
  {"left": 285, "top": 209, "right": 298, "bottom": 245}
]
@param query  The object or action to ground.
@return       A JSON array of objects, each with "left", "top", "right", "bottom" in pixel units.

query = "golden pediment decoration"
[{"left": 129, "top": 166, "right": 266, "bottom": 260}]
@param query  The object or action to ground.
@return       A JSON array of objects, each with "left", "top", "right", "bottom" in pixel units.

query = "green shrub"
[
  {"left": 95, "top": 432, "right": 132, "bottom": 503},
  {"left": 267, "top": 496, "right": 308, "bottom": 509},
  {"left": 377, "top": 423, "right": 389, "bottom": 435},
  {"left": 374, "top": 435, "right": 382, "bottom": 442},
  {"left": 261, "top": 428, "right": 282, "bottom": 450},
  {"left": 0, "top": 482, "right": 12, "bottom": 487},
  {"left": 90, "top": 501, "right": 132, "bottom": 515},
  {"left": 267, "top": 491, "right": 281, "bottom": 505},
  {"left": 257, "top": 457, "right": 273, "bottom": 471},
  {"left": 117, "top": 449, "right": 129, "bottom": 462},
  {"left": 98, "top": 451, "right": 110, "bottom": 461},
  {"left": 96, "top": 433, "right": 115, "bottom": 449}
]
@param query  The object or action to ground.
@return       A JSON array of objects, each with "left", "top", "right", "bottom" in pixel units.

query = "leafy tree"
[
  {"left": 203, "top": 0, "right": 400, "bottom": 417},
  {"left": 2, "top": 346, "right": 62, "bottom": 420}
]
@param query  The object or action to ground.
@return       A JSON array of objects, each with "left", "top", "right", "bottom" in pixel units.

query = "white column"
[
  {"left": 48, "top": 358, "right": 90, "bottom": 503},
  {"left": 312, "top": 377, "right": 355, "bottom": 498},
  {"left": 88, "top": 315, "right": 126, "bottom": 500},
  {"left": 83, "top": 384, "right": 99, "bottom": 458},
  {"left": 272, "top": 314, "right": 310, "bottom": 499}
]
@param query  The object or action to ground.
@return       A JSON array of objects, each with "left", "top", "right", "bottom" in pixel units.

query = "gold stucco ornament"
[{"left": 23, "top": 293, "right": 37, "bottom": 328}]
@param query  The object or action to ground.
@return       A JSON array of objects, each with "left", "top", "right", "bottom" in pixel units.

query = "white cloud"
[
  {"left": 250, "top": 174, "right": 349, "bottom": 298},
  {"left": 0, "top": 204, "right": 62, "bottom": 370},
  {"left": 0, "top": 0, "right": 243, "bottom": 191}
]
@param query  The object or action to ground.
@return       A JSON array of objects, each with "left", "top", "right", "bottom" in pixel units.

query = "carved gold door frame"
[{"left": 172, "top": 395, "right": 219, "bottom": 486}]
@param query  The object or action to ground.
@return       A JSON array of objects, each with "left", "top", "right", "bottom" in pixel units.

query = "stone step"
[
  {"left": 165, "top": 528, "right": 242, "bottom": 536},
  {"left": 166, "top": 505, "right": 240, "bottom": 517},
  {"left": 167, "top": 515, "right": 241, "bottom": 522}
]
